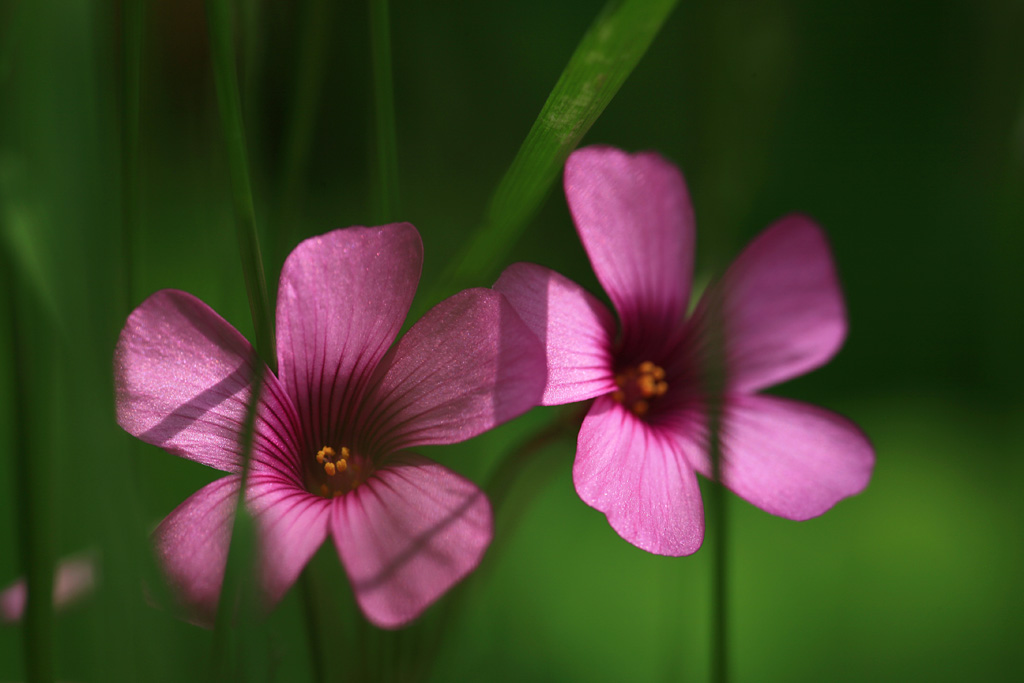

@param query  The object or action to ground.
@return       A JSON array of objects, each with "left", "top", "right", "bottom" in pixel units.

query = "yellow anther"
[
  {"left": 324, "top": 461, "right": 337, "bottom": 477},
  {"left": 335, "top": 458, "right": 348, "bottom": 473},
  {"left": 316, "top": 446, "right": 335, "bottom": 464},
  {"left": 339, "top": 446, "right": 351, "bottom": 460},
  {"left": 320, "top": 483, "right": 330, "bottom": 497},
  {"left": 637, "top": 374, "right": 657, "bottom": 397},
  {"left": 611, "top": 361, "right": 667, "bottom": 416}
]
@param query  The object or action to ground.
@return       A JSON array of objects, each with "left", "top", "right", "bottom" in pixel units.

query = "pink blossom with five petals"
[
  {"left": 495, "top": 146, "right": 875, "bottom": 556},
  {"left": 115, "top": 224, "right": 544, "bottom": 627}
]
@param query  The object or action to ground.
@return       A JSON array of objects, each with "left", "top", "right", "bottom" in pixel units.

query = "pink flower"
[
  {"left": 494, "top": 146, "right": 874, "bottom": 556},
  {"left": 1, "top": 553, "right": 97, "bottom": 624},
  {"left": 115, "top": 224, "right": 544, "bottom": 628}
]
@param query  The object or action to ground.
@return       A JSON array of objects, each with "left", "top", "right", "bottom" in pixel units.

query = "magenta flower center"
[
  {"left": 612, "top": 361, "right": 669, "bottom": 416},
  {"left": 312, "top": 445, "right": 367, "bottom": 498}
]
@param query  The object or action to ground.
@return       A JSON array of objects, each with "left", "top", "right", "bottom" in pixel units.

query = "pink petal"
[
  {"left": 573, "top": 396, "right": 704, "bottom": 556},
  {"left": 246, "top": 475, "right": 332, "bottom": 607},
  {"left": 1, "top": 553, "right": 97, "bottom": 623},
  {"left": 276, "top": 224, "right": 422, "bottom": 451},
  {"left": 699, "top": 215, "right": 847, "bottom": 393},
  {"left": 153, "top": 473, "right": 330, "bottom": 625},
  {"left": 114, "top": 289, "right": 302, "bottom": 481},
  {"left": 330, "top": 454, "right": 492, "bottom": 629},
  {"left": 152, "top": 476, "right": 240, "bottom": 625},
  {"left": 493, "top": 262, "right": 617, "bottom": 405},
  {"left": 686, "top": 395, "right": 874, "bottom": 520},
  {"left": 357, "top": 289, "right": 545, "bottom": 454},
  {"left": 565, "top": 146, "right": 695, "bottom": 354}
]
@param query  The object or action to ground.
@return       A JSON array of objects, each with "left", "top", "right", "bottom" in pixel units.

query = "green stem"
[
  {"left": 485, "top": 409, "right": 581, "bottom": 519},
  {"left": 274, "top": 0, "right": 334, "bottom": 259},
  {"left": 205, "top": 2, "right": 277, "bottom": 677},
  {"left": 703, "top": 288, "right": 729, "bottom": 683},
  {"left": 708, "top": 417, "right": 728, "bottom": 683},
  {"left": 209, "top": 361, "right": 265, "bottom": 681},
  {"left": 119, "top": 0, "right": 144, "bottom": 314},
  {"left": 3, "top": 245, "right": 54, "bottom": 683},
  {"left": 205, "top": 0, "right": 275, "bottom": 371},
  {"left": 369, "top": 0, "right": 399, "bottom": 223},
  {"left": 298, "top": 571, "right": 326, "bottom": 683}
]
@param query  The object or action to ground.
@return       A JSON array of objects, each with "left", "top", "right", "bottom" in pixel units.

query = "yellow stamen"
[
  {"left": 316, "top": 445, "right": 354, "bottom": 482},
  {"left": 609, "top": 360, "right": 668, "bottom": 417}
]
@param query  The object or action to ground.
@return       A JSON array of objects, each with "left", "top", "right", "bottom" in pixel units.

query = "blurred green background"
[{"left": 1, "top": 0, "right": 1022, "bottom": 681}]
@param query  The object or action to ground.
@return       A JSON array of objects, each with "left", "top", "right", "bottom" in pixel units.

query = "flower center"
[
  {"left": 612, "top": 361, "right": 668, "bottom": 416},
  {"left": 314, "top": 445, "right": 364, "bottom": 498}
]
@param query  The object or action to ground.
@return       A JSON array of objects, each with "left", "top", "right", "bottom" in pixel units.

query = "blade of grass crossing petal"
[
  {"left": 209, "top": 361, "right": 264, "bottom": 682},
  {"left": 205, "top": 0, "right": 276, "bottom": 372},
  {"left": 205, "top": 2, "right": 275, "bottom": 677},
  {"left": 3, "top": 242, "right": 55, "bottom": 683},
  {"left": 436, "top": 0, "right": 679, "bottom": 295},
  {"left": 369, "top": 0, "right": 400, "bottom": 223}
]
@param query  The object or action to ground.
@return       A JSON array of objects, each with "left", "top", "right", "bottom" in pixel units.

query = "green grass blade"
[
  {"left": 205, "top": 2, "right": 275, "bottom": 678},
  {"left": 3, "top": 242, "right": 55, "bottom": 683},
  {"left": 209, "top": 362, "right": 264, "bottom": 683},
  {"left": 273, "top": 0, "right": 335, "bottom": 260},
  {"left": 369, "top": 0, "right": 400, "bottom": 223},
  {"left": 119, "top": 0, "right": 144, "bottom": 313},
  {"left": 205, "top": 0, "right": 276, "bottom": 372},
  {"left": 435, "top": 0, "right": 679, "bottom": 295}
]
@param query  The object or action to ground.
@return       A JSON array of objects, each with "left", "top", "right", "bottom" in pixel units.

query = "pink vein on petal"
[
  {"left": 114, "top": 289, "right": 302, "bottom": 479},
  {"left": 276, "top": 224, "right": 423, "bottom": 451},
  {"left": 565, "top": 146, "right": 695, "bottom": 354},
  {"left": 330, "top": 454, "right": 492, "bottom": 629},
  {"left": 698, "top": 214, "right": 848, "bottom": 394},
  {"left": 574, "top": 396, "right": 704, "bottom": 556},
  {"left": 494, "top": 263, "right": 617, "bottom": 406},
  {"left": 358, "top": 289, "right": 545, "bottom": 454},
  {"left": 683, "top": 395, "right": 875, "bottom": 520}
]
